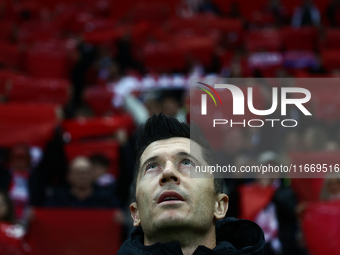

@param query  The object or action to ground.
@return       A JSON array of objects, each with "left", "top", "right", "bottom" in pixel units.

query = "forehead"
[{"left": 140, "top": 137, "right": 203, "bottom": 165}]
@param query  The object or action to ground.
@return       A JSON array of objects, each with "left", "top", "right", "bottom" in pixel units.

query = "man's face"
[
  {"left": 68, "top": 158, "right": 94, "bottom": 189},
  {"left": 130, "top": 138, "right": 228, "bottom": 238}
]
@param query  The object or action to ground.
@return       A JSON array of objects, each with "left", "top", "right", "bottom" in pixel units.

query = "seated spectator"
[
  {"left": 253, "top": 151, "right": 303, "bottom": 255},
  {"left": 0, "top": 145, "right": 33, "bottom": 222},
  {"left": 292, "top": 0, "right": 320, "bottom": 27},
  {"left": 89, "top": 154, "right": 116, "bottom": 187},
  {"left": 0, "top": 191, "right": 15, "bottom": 224},
  {"left": 45, "top": 156, "right": 119, "bottom": 208},
  {"left": 226, "top": 2, "right": 242, "bottom": 18},
  {"left": 263, "top": 0, "right": 288, "bottom": 27},
  {"left": 326, "top": 0, "right": 340, "bottom": 27},
  {"left": 0, "top": 191, "right": 27, "bottom": 255},
  {"left": 197, "top": 0, "right": 221, "bottom": 15}
]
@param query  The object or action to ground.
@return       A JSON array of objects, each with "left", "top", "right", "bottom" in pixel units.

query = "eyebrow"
[{"left": 140, "top": 151, "right": 201, "bottom": 175}]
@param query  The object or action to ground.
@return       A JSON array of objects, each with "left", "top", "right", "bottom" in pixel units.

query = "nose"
[{"left": 159, "top": 161, "right": 180, "bottom": 186}]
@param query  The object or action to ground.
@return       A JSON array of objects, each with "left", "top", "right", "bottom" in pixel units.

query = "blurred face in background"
[
  {"left": 10, "top": 145, "right": 31, "bottom": 171},
  {"left": 91, "top": 163, "right": 108, "bottom": 179},
  {"left": 68, "top": 157, "right": 94, "bottom": 189},
  {"left": 162, "top": 97, "right": 180, "bottom": 116}
]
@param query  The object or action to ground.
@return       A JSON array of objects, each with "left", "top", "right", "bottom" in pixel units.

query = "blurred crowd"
[{"left": 1, "top": 0, "right": 340, "bottom": 254}]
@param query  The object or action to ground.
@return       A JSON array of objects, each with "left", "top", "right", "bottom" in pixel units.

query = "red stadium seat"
[
  {"left": 83, "top": 86, "right": 117, "bottom": 116},
  {"left": 25, "top": 47, "right": 68, "bottom": 79},
  {"left": 0, "top": 103, "right": 59, "bottom": 148},
  {"left": 0, "top": 42, "right": 21, "bottom": 68},
  {"left": 64, "top": 140, "right": 120, "bottom": 177},
  {"left": 322, "top": 29, "right": 340, "bottom": 50},
  {"left": 238, "top": 184, "right": 275, "bottom": 220},
  {"left": 143, "top": 36, "right": 215, "bottom": 72},
  {"left": 6, "top": 75, "right": 70, "bottom": 105},
  {"left": 28, "top": 209, "right": 122, "bottom": 255},
  {"left": 84, "top": 28, "right": 124, "bottom": 45},
  {"left": 281, "top": 27, "right": 318, "bottom": 51},
  {"left": 0, "top": 69, "right": 22, "bottom": 95},
  {"left": 62, "top": 115, "right": 134, "bottom": 141},
  {"left": 321, "top": 49, "right": 340, "bottom": 71},
  {"left": 131, "top": 3, "right": 170, "bottom": 24},
  {"left": 246, "top": 29, "right": 281, "bottom": 52},
  {"left": 0, "top": 21, "right": 14, "bottom": 42},
  {"left": 17, "top": 22, "right": 60, "bottom": 44},
  {"left": 302, "top": 201, "right": 340, "bottom": 255}
]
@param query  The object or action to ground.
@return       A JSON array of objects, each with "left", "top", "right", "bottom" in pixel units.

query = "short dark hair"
[
  {"left": 133, "top": 113, "right": 223, "bottom": 201},
  {"left": 89, "top": 154, "right": 110, "bottom": 168}
]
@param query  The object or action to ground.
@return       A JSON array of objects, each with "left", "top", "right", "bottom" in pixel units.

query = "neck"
[
  {"left": 71, "top": 186, "right": 93, "bottom": 200},
  {"left": 144, "top": 225, "right": 216, "bottom": 255}
]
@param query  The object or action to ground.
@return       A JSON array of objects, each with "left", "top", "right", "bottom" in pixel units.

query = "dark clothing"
[
  {"left": 45, "top": 185, "right": 119, "bottom": 208},
  {"left": 0, "top": 167, "right": 11, "bottom": 192},
  {"left": 118, "top": 217, "right": 265, "bottom": 254},
  {"left": 272, "top": 184, "right": 301, "bottom": 255}
]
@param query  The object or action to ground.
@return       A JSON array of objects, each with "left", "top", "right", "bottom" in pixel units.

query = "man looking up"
[{"left": 118, "top": 113, "right": 264, "bottom": 255}]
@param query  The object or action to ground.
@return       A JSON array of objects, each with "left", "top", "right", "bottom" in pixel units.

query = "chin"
[{"left": 155, "top": 213, "right": 189, "bottom": 228}]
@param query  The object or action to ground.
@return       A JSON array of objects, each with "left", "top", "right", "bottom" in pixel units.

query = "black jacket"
[{"left": 118, "top": 217, "right": 265, "bottom": 255}]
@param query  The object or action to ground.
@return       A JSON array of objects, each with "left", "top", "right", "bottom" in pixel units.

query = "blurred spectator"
[
  {"left": 0, "top": 145, "right": 34, "bottom": 222},
  {"left": 74, "top": 104, "right": 94, "bottom": 119},
  {"left": 263, "top": 0, "right": 288, "bottom": 27},
  {"left": 177, "top": 0, "right": 200, "bottom": 17},
  {"left": 67, "top": 39, "right": 98, "bottom": 118},
  {"left": 292, "top": 0, "right": 320, "bottom": 27},
  {"left": 115, "top": 31, "right": 142, "bottom": 75},
  {"left": 89, "top": 154, "right": 116, "bottom": 187},
  {"left": 161, "top": 89, "right": 187, "bottom": 121},
  {"left": 0, "top": 192, "right": 15, "bottom": 224},
  {"left": 45, "top": 156, "right": 119, "bottom": 208},
  {"left": 95, "top": 44, "right": 115, "bottom": 83},
  {"left": 226, "top": 2, "right": 242, "bottom": 18},
  {"left": 0, "top": 192, "right": 27, "bottom": 255},
  {"left": 197, "top": 0, "right": 221, "bottom": 15},
  {"left": 320, "top": 172, "right": 340, "bottom": 200},
  {"left": 253, "top": 151, "right": 303, "bottom": 255},
  {"left": 326, "top": 0, "right": 340, "bottom": 27}
]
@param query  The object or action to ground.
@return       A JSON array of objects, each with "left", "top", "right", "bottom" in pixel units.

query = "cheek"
[{"left": 191, "top": 181, "right": 216, "bottom": 211}]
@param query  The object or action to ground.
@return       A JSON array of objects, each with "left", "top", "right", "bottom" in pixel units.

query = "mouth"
[{"left": 157, "top": 191, "right": 185, "bottom": 205}]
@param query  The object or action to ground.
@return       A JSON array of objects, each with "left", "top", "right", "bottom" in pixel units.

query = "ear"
[
  {"left": 130, "top": 202, "right": 141, "bottom": 227},
  {"left": 214, "top": 193, "right": 229, "bottom": 220}
]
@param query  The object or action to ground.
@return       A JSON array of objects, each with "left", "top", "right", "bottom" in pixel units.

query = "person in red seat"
[
  {"left": 118, "top": 114, "right": 265, "bottom": 255},
  {"left": 89, "top": 154, "right": 116, "bottom": 187},
  {"left": 292, "top": 0, "right": 320, "bottom": 27},
  {"left": 0, "top": 192, "right": 15, "bottom": 224},
  {"left": 0, "top": 145, "right": 33, "bottom": 223},
  {"left": 0, "top": 191, "right": 27, "bottom": 255},
  {"left": 45, "top": 156, "right": 119, "bottom": 208},
  {"left": 326, "top": 0, "right": 340, "bottom": 27}
]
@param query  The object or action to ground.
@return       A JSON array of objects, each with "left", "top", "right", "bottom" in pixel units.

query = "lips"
[{"left": 157, "top": 191, "right": 185, "bottom": 204}]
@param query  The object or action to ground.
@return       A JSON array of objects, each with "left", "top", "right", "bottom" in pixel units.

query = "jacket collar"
[{"left": 118, "top": 217, "right": 265, "bottom": 254}]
